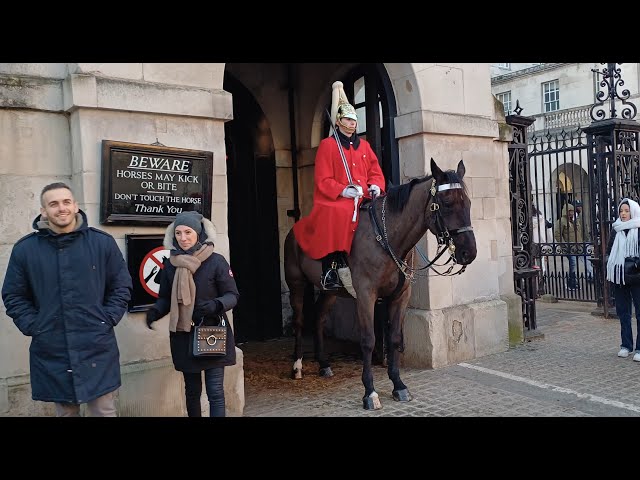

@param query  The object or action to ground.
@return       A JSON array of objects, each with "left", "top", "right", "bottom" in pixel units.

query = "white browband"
[{"left": 437, "top": 183, "right": 462, "bottom": 192}]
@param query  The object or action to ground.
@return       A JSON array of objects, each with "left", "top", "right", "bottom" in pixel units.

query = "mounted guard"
[
  {"left": 284, "top": 156, "right": 477, "bottom": 410},
  {"left": 292, "top": 80, "right": 385, "bottom": 291}
]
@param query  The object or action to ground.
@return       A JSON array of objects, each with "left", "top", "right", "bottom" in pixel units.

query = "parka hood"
[
  {"left": 163, "top": 215, "right": 217, "bottom": 250},
  {"left": 33, "top": 209, "right": 89, "bottom": 235},
  {"left": 561, "top": 203, "right": 575, "bottom": 220}
]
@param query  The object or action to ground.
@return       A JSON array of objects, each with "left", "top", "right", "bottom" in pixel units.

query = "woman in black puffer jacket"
[{"left": 146, "top": 211, "right": 239, "bottom": 417}]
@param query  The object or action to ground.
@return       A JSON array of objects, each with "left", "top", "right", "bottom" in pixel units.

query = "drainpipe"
[{"left": 286, "top": 63, "right": 301, "bottom": 222}]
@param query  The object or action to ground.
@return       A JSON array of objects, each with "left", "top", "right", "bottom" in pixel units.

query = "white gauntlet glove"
[
  {"left": 341, "top": 185, "right": 362, "bottom": 199},
  {"left": 368, "top": 184, "right": 381, "bottom": 198}
]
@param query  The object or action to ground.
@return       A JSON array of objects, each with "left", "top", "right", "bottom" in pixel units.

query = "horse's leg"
[
  {"left": 356, "top": 292, "right": 382, "bottom": 410},
  {"left": 290, "top": 281, "right": 306, "bottom": 380},
  {"left": 314, "top": 293, "right": 337, "bottom": 377},
  {"left": 373, "top": 298, "right": 389, "bottom": 367},
  {"left": 387, "top": 288, "right": 413, "bottom": 402}
]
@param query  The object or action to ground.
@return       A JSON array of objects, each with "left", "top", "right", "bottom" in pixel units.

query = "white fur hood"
[{"left": 163, "top": 216, "right": 217, "bottom": 250}]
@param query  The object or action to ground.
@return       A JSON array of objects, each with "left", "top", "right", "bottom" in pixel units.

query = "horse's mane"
[{"left": 385, "top": 170, "right": 467, "bottom": 213}]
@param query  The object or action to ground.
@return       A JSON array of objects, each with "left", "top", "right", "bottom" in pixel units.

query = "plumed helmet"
[{"left": 330, "top": 81, "right": 357, "bottom": 126}]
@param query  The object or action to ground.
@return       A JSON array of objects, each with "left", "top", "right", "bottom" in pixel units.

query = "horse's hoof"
[
  {"left": 392, "top": 388, "right": 413, "bottom": 402},
  {"left": 291, "top": 368, "right": 302, "bottom": 380},
  {"left": 362, "top": 392, "right": 382, "bottom": 410},
  {"left": 319, "top": 367, "right": 333, "bottom": 377}
]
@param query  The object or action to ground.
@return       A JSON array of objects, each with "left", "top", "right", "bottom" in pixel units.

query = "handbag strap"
[{"left": 192, "top": 314, "right": 225, "bottom": 328}]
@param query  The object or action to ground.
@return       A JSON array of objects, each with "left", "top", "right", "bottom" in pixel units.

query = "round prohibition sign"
[{"left": 139, "top": 246, "right": 170, "bottom": 298}]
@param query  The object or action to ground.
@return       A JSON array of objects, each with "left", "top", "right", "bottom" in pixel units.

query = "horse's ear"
[
  {"left": 457, "top": 159, "right": 466, "bottom": 179},
  {"left": 430, "top": 158, "right": 443, "bottom": 179}
]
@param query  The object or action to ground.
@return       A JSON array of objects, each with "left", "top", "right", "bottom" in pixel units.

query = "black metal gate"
[
  {"left": 586, "top": 116, "right": 640, "bottom": 314},
  {"left": 508, "top": 63, "right": 640, "bottom": 327},
  {"left": 528, "top": 126, "right": 595, "bottom": 302},
  {"left": 507, "top": 108, "right": 538, "bottom": 330}
]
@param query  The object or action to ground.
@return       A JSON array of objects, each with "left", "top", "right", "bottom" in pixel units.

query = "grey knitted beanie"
[{"left": 173, "top": 211, "right": 203, "bottom": 234}]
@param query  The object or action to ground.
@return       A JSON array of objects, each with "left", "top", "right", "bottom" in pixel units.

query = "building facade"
[
  {"left": 0, "top": 63, "right": 520, "bottom": 416},
  {"left": 491, "top": 63, "right": 640, "bottom": 132},
  {"left": 491, "top": 63, "right": 640, "bottom": 300}
]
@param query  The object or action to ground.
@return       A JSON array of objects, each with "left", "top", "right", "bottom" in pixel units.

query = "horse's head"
[{"left": 428, "top": 158, "right": 477, "bottom": 265}]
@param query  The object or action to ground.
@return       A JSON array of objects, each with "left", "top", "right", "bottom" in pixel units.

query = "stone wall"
[{"left": 0, "top": 63, "right": 243, "bottom": 416}]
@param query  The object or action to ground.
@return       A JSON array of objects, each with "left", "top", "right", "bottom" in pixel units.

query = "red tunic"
[{"left": 293, "top": 135, "right": 385, "bottom": 259}]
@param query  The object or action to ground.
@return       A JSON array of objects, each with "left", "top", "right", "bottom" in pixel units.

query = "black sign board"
[
  {"left": 126, "top": 234, "right": 169, "bottom": 312},
  {"left": 101, "top": 140, "right": 213, "bottom": 225}
]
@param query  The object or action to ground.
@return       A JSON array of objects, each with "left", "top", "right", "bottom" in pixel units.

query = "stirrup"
[{"left": 321, "top": 269, "right": 341, "bottom": 290}]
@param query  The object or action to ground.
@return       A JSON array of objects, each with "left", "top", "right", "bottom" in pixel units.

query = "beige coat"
[{"left": 554, "top": 204, "right": 584, "bottom": 243}]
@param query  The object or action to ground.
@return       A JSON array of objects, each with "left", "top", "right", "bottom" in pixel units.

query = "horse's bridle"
[
  {"left": 369, "top": 178, "right": 473, "bottom": 281},
  {"left": 428, "top": 181, "right": 474, "bottom": 252}
]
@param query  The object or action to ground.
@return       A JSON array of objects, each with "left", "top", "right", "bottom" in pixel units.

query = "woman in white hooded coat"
[{"left": 606, "top": 198, "right": 640, "bottom": 361}]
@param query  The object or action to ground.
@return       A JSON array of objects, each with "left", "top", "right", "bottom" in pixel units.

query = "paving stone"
[{"left": 242, "top": 301, "right": 639, "bottom": 417}]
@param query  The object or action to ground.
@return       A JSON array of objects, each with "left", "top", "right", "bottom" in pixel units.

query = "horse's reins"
[
  {"left": 326, "top": 109, "right": 363, "bottom": 222},
  {"left": 369, "top": 178, "right": 472, "bottom": 282}
]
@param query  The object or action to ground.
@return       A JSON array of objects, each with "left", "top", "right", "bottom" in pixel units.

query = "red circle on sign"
[{"left": 139, "top": 246, "right": 170, "bottom": 298}]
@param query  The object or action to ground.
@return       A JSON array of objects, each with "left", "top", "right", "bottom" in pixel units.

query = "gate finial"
[
  {"left": 513, "top": 99, "right": 523, "bottom": 116},
  {"left": 589, "top": 63, "right": 637, "bottom": 121}
]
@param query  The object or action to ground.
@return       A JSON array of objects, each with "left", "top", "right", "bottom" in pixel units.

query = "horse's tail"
[
  {"left": 284, "top": 228, "right": 299, "bottom": 271},
  {"left": 284, "top": 227, "right": 306, "bottom": 289},
  {"left": 284, "top": 227, "right": 316, "bottom": 334}
]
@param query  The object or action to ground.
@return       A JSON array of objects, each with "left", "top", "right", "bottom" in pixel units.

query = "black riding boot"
[{"left": 321, "top": 252, "right": 342, "bottom": 290}]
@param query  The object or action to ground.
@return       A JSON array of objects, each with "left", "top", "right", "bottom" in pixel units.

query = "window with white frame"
[
  {"left": 496, "top": 91, "right": 511, "bottom": 115},
  {"left": 543, "top": 80, "right": 560, "bottom": 112}
]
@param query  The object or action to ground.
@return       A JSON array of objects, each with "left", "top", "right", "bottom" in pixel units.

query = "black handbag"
[
  {"left": 191, "top": 315, "right": 227, "bottom": 357},
  {"left": 624, "top": 256, "right": 640, "bottom": 285}
]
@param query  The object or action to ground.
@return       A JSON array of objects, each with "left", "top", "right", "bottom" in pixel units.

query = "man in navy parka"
[{"left": 2, "top": 182, "right": 132, "bottom": 416}]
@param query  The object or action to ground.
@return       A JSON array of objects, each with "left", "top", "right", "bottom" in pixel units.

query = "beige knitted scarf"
[{"left": 168, "top": 243, "right": 214, "bottom": 332}]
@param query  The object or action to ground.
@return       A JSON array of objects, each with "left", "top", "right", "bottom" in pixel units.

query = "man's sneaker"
[
  {"left": 618, "top": 347, "right": 630, "bottom": 358},
  {"left": 634, "top": 352, "right": 640, "bottom": 362}
]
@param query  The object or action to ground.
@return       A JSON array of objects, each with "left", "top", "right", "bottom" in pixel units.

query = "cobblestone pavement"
[{"left": 241, "top": 300, "right": 640, "bottom": 417}]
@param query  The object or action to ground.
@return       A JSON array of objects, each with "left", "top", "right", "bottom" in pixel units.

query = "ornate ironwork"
[
  {"left": 589, "top": 63, "right": 637, "bottom": 122},
  {"left": 583, "top": 120, "right": 640, "bottom": 315},
  {"left": 528, "top": 123, "right": 596, "bottom": 302},
  {"left": 529, "top": 126, "right": 586, "bottom": 155},
  {"left": 507, "top": 111, "right": 538, "bottom": 330},
  {"left": 508, "top": 134, "right": 531, "bottom": 262},
  {"left": 513, "top": 99, "right": 523, "bottom": 116}
]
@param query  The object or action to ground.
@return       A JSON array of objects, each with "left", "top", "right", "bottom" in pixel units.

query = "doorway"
[{"left": 224, "top": 72, "right": 283, "bottom": 342}]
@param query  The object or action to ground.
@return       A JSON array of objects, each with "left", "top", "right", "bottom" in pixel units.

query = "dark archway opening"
[{"left": 223, "top": 72, "right": 283, "bottom": 343}]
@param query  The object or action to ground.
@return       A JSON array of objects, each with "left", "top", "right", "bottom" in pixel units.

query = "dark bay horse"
[{"left": 283, "top": 158, "right": 477, "bottom": 410}]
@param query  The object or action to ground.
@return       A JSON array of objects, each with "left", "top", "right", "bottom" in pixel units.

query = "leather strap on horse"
[
  {"left": 369, "top": 181, "right": 464, "bottom": 282},
  {"left": 368, "top": 197, "right": 389, "bottom": 253},
  {"left": 369, "top": 198, "right": 419, "bottom": 300}
]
